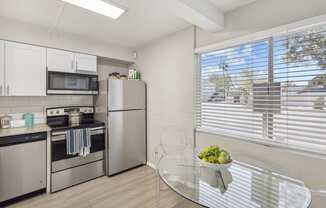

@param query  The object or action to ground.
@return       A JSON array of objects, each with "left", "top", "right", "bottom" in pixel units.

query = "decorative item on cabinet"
[
  {"left": 120, "top": 75, "right": 128, "bottom": 80},
  {"left": 109, "top": 72, "right": 121, "bottom": 79},
  {"left": 128, "top": 69, "right": 141, "bottom": 80},
  {"left": 108, "top": 73, "right": 128, "bottom": 80}
]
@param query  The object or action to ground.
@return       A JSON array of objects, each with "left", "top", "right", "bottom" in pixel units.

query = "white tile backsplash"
[
  {"left": 0, "top": 60, "right": 126, "bottom": 126},
  {"left": 0, "top": 95, "right": 93, "bottom": 126}
]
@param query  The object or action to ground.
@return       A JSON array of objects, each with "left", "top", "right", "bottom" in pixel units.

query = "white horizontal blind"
[
  {"left": 273, "top": 26, "right": 326, "bottom": 153},
  {"left": 197, "top": 40, "right": 269, "bottom": 141},
  {"left": 196, "top": 25, "right": 326, "bottom": 154}
]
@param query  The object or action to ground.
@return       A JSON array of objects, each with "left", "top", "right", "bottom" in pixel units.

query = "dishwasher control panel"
[{"left": 0, "top": 132, "right": 47, "bottom": 147}]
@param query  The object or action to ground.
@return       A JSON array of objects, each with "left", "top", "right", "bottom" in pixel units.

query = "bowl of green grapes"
[{"left": 197, "top": 145, "right": 232, "bottom": 169}]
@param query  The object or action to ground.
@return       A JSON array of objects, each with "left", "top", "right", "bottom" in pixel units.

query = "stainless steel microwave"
[{"left": 47, "top": 71, "right": 98, "bottom": 95}]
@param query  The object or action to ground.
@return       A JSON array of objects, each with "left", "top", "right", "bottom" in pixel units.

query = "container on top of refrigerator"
[{"left": 128, "top": 69, "right": 141, "bottom": 80}]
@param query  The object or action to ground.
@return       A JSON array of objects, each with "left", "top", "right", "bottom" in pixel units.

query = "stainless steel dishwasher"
[{"left": 0, "top": 132, "right": 47, "bottom": 205}]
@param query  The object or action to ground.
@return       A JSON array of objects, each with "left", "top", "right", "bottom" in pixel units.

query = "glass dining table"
[{"left": 156, "top": 148, "right": 311, "bottom": 208}]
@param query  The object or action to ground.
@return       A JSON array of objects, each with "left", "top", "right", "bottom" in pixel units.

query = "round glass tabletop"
[{"left": 157, "top": 149, "right": 311, "bottom": 208}]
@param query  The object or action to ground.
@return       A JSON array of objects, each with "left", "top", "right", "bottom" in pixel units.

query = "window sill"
[{"left": 195, "top": 127, "right": 326, "bottom": 160}]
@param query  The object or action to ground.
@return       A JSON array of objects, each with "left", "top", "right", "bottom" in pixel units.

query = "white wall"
[
  {"left": 136, "top": 27, "right": 195, "bottom": 163},
  {"left": 136, "top": 0, "right": 326, "bottom": 207},
  {"left": 0, "top": 17, "right": 134, "bottom": 62},
  {"left": 97, "top": 58, "right": 130, "bottom": 81}
]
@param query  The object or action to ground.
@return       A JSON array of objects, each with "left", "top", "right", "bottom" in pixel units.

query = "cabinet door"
[
  {"left": 0, "top": 40, "right": 4, "bottom": 96},
  {"left": 5, "top": 42, "right": 46, "bottom": 96},
  {"left": 75, "top": 53, "right": 97, "bottom": 73},
  {"left": 47, "top": 48, "right": 75, "bottom": 73}
]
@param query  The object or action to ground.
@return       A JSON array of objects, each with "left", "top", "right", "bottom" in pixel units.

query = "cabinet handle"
[
  {"left": 71, "top": 60, "right": 74, "bottom": 70},
  {"left": 6, "top": 85, "right": 9, "bottom": 96},
  {"left": 76, "top": 61, "right": 78, "bottom": 70},
  {"left": 0, "top": 85, "right": 2, "bottom": 96}
]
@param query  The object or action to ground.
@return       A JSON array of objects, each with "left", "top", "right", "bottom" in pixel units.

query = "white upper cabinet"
[
  {"left": 47, "top": 49, "right": 97, "bottom": 74},
  {"left": 5, "top": 41, "right": 46, "bottom": 96},
  {"left": 47, "top": 48, "right": 75, "bottom": 73},
  {"left": 0, "top": 40, "right": 4, "bottom": 96},
  {"left": 75, "top": 53, "right": 97, "bottom": 73}
]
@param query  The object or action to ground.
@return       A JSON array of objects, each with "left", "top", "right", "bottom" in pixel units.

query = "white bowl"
[{"left": 196, "top": 155, "right": 232, "bottom": 170}]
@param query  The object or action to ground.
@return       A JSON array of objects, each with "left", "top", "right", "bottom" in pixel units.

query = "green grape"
[
  {"left": 198, "top": 145, "right": 231, "bottom": 164},
  {"left": 218, "top": 156, "right": 227, "bottom": 164}
]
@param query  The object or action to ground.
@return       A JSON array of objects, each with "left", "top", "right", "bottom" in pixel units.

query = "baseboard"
[{"left": 146, "top": 161, "right": 156, "bottom": 169}]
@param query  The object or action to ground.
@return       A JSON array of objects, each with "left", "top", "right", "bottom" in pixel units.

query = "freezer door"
[
  {"left": 108, "top": 80, "right": 146, "bottom": 111},
  {"left": 108, "top": 110, "right": 146, "bottom": 176}
]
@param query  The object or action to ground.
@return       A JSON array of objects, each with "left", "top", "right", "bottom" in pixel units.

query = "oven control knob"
[
  {"left": 56, "top": 110, "right": 60, "bottom": 114},
  {"left": 49, "top": 111, "right": 54, "bottom": 115},
  {"left": 89, "top": 109, "right": 92, "bottom": 113}
]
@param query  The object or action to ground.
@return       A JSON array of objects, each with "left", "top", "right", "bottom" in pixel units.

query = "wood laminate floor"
[{"left": 8, "top": 166, "right": 201, "bottom": 208}]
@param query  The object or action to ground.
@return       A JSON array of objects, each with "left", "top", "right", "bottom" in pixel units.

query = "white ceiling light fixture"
[{"left": 61, "top": 0, "right": 126, "bottom": 19}]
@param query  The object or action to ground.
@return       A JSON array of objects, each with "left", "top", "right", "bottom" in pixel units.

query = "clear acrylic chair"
[
  {"left": 155, "top": 124, "right": 190, "bottom": 166},
  {"left": 155, "top": 124, "right": 191, "bottom": 208}
]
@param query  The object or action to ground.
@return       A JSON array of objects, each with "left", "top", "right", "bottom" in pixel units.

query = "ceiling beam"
[{"left": 167, "top": 0, "right": 224, "bottom": 32}]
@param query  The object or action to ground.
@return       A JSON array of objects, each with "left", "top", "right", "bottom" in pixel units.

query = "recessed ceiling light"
[{"left": 61, "top": 0, "right": 126, "bottom": 19}]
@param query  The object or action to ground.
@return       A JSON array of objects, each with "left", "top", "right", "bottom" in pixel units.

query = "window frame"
[{"left": 194, "top": 15, "right": 326, "bottom": 158}]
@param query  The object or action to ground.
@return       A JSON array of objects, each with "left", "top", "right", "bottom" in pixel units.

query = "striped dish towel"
[
  {"left": 66, "top": 129, "right": 80, "bottom": 155},
  {"left": 80, "top": 128, "right": 91, "bottom": 157}
]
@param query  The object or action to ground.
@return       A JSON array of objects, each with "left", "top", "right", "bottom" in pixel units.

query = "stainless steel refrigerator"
[{"left": 95, "top": 79, "right": 146, "bottom": 176}]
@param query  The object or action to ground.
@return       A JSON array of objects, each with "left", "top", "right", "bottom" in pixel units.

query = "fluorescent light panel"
[{"left": 62, "top": 0, "right": 125, "bottom": 19}]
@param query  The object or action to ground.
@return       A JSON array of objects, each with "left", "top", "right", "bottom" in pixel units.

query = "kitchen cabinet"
[
  {"left": 75, "top": 53, "right": 97, "bottom": 73},
  {"left": 47, "top": 48, "right": 75, "bottom": 73},
  {"left": 5, "top": 41, "right": 46, "bottom": 96},
  {"left": 47, "top": 49, "right": 97, "bottom": 74},
  {"left": 0, "top": 40, "right": 4, "bottom": 96}
]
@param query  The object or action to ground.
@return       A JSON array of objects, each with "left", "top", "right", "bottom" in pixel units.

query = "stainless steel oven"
[
  {"left": 47, "top": 71, "right": 98, "bottom": 95},
  {"left": 51, "top": 127, "right": 105, "bottom": 163},
  {"left": 50, "top": 126, "right": 105, "bottom": 192}
]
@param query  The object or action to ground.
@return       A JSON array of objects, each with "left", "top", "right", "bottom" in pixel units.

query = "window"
[{"left": 196, "top": 25, "right": 326, "bottom": 154}]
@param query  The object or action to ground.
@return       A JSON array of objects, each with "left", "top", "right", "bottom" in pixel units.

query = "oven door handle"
[
  {"left": 51, "top": 127, "right": 104, "bottom": 141},
  {"left": 89, "top": 126, "right": 105, "bottom": 131},
  {"left": 90, "top": 129, "right": 105, "bottom": 135}
]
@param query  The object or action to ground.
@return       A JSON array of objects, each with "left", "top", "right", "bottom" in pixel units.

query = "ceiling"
[
  {"left": 208, "top": 0, "right": 258, "bottom": 12},
  {"left": 0, "top": 0, "right": 258, "bottom": 49}
]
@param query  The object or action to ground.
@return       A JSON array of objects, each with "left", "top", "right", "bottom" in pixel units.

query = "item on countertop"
[
  {"left": 197, "top": 145, "right": 232, "bottom": 169},
  {"left": 11, "top": 119, "right": 26, "bottom": 128},
  {"left": 109, "top": 72, "right": 121, "bottom": 79},
  {"left": 23, "top": 112, "right": 34, "bottom": 128},
  {"left": 68, "top": 109, "right": 83, "bottom": 125},
  {"left": 0, "top": 115, "right": 12, "bottom": 129}
]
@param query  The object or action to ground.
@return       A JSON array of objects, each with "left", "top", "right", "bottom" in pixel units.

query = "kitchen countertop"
[{"left": 0, "top": 124, "right": 51, "bottom": 137}]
